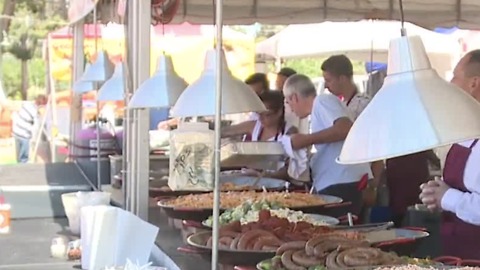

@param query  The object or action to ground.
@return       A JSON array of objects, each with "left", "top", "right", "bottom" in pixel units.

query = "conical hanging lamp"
[
  {"left": 73, "top": 64, "right": 96, "bottom": 94},
  {"left": 128, "top": 55, "right": 187, "bottom": 108},
  {"left": 97, "top": 62, "right": 124, "bottom": 101},
  {"left": 81, "top": 50, "right": 115, "bottom": 82},
  {"left": 171, "top": 49, "right": 266, "bottom": 117},
  {"left": 338, "top": 35, "right": 480, "bottom": 164}
]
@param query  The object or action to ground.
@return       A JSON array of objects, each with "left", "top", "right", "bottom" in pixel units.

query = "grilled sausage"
[
  {"left": 252, "top": 236, "right": 283, "bottom": 251},
  {"left": 275, "top": 241, "right": 307, "bottom": 256},
  {"left": 291, "top": 249, "right": 324, "bottom": 267},
  {"left": 281, "top": 250, "right": 307, "bottom": 270},
  {"left": 236, "top": 229, "right": 276, "bottom": 250}
]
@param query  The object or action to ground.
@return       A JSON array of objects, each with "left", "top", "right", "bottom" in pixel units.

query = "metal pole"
[
  {"left": 124, "top": 1, "right": 134, "bottom": 212},
  {"left": 93, "top": 5, "right": 102, "bottom": 191},
  {"left": 211, "top": 0, "right": 223, "bottom": 268},
  {"left": 96, "top": 98, "right": 101, "bottom": 190},
  {"left": 70, "top": 21, "right": 85, "bottom": 159},
  {"left": 125, "top": 0, "right": 150, "bottom": 220},
  {"left": 135, "top": 0, "right": 151, "bottom": 221}
]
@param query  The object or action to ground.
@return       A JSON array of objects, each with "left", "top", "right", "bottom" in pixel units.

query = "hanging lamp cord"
[
  {"left": 162, "top": 0, "right": 166, "bottom": 55},
  {"left": 212, "top": 0, "right": 216, "bottom": 47},
  {"left": 94, "top": 5, "right": 98, "bottom": 53},
  {"left": 399, "top": 0, "right": 406, "bottom": 36}
]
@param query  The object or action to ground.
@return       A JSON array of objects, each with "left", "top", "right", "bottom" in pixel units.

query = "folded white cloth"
[{"left": 279, "top": 135, "right": 310, "bottom": 182}]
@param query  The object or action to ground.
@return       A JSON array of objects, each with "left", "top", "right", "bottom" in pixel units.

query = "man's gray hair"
[{"left": 283, "top": 74, "right": 317, "bottom": 98}]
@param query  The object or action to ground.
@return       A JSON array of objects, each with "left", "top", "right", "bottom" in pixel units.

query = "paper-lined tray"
[{"left": 221, "top": 141, "right": 286, "bottom": 170}]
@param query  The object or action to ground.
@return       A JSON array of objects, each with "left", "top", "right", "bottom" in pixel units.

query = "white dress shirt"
[
  {"left": 441, "top": 140, "right": 480, "bottom": 226},
  {"left": 284, "top": 102, "right": 310, "bottom": 134},
  {"left": 249, "top": 119, "right": 293, "bottom": 142},
  {"left": 309, "top": 94, "right": 372, "bottom": 191}
]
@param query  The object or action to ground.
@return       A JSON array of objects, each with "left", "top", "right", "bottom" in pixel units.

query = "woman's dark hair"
[
  {"left": 245, "top": 73, "right": 270, "bottom": 92},
  {"left": 258, "top": 90, "right": 286, "bottom": 136}
]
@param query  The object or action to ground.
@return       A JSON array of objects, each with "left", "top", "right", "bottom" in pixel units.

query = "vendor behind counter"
[{"left": 150, "top": 108, "right": 170, "bottom": 130}]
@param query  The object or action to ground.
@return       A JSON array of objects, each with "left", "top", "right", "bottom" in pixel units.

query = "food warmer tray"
[
  {"left": 185, "top": 228, "right": 431, "bottom": 267},
  {"left": 221, "top": 141, "right": 286, "bottom": 170},
  {"left": 256, "top": 259, "right": 447, "bottom": 270},
  {"left": 150, "top": 175, "right": 287, "bottom": 198},
  {"left": 185, "top": 231, "right": 276, "bottom": 266},
  {"left": 157, "top": 194, "right": 343, "bottom": 222},
  {"left": 201, "top": 213, "right": 340, "bottom": 228}
]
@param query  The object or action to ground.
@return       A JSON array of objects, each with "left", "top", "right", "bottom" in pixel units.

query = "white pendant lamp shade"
[
  {"left": 128, "top": 55, "right": 187, "bottom": 109},
  {"left": 97, "top": 62, "right": 124, "bottom": 101},
  {"left": 338, "top": 35, "right": 480, "bottom": 164},
  {"left": 171, "top": 49, "right": 266, "bottom": 117},
  {"left": 73, "top": 64, "right": 96, "bottom": 94},
  {"left": 81, "top": 50, "right": 114, "bottom": 82}
]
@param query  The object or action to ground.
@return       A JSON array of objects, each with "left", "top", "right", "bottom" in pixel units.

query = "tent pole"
[{"left": 211, "top": 0, "right": 223, "bottom": 269}]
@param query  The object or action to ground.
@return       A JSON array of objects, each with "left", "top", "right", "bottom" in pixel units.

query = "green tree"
[
  {"left": 1, "top": 55, "right": 46, "bottom": 99},
  {"left": 2, "top": 1, "right": 65, "bottom": 100},
  {"left": 253, "top": 24, "right": 367, "bottom": 77}
]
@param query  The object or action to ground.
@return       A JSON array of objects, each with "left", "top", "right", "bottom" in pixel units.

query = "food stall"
[{"left": 59, "top": 0, "right": 480, "bottom": 270}]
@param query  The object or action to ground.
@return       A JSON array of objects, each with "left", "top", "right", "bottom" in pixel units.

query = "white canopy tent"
[
  {"left": 256, "top": 20, "right": 461, "bottom": 79},
  {"left": 170, "top": 0, "right": 480, "bottom": 29}
]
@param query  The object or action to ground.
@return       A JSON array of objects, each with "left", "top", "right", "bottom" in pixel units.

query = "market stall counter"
[{"left": 149, "top": 206, "right": 212, "bottom": 270}]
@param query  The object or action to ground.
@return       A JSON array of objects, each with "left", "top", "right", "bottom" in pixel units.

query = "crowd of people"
[
  {"left": 220, "top": 56, "right": 432, "bottom": 221},
  {"left": 221, "top": 52, "right": 480, "bottom": 259},
  {"left": 14, "top": 49, "right": 472, "bottom": 259}
]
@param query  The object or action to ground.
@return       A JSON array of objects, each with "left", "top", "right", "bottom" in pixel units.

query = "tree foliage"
[
  {"left": 232, "top": 24, "right": 367, "bottom": 78},
  {"left": 0, "top": 0, "right": 66, "bottom": 100},
  {"left": 2, "top": 55, "right": 45, "bottom": 99}
]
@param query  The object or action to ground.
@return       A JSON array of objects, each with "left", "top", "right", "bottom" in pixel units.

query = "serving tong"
[{"left": 334, "top": 221, "right": 395, "bottom": 232}]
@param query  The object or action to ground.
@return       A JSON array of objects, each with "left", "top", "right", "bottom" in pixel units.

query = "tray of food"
[
  {"left": 184, "top": 210, "right": 363, "bottom": 265},
  {"left": 150, "top": 175, "right": 287, "bottom": 198},
  {"left": 202, "top": 200, "right": 340, "bottom": 228},
  {"left": 184, "top": 210, "right": 431, "bottom": 266},
  {"left": 157, "top": 191, "right": 342, "bottom": 221},
  {"left": 256, "top": 245, "right": 441, "bottom": 270}
]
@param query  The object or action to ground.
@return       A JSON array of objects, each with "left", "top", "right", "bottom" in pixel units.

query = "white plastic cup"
[
  {"left": 61, "top": 191, "right": 111, "bottom": 235},
  {"left": 61, "top": 193, "right": 80, "bottom": 235}
]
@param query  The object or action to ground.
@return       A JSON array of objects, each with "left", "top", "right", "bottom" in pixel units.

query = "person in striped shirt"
[{"left": 11, "top": 95, "right": 47, "bottom": 163}]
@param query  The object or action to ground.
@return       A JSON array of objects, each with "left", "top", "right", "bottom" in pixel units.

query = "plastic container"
[
  {"left": 51, "top": 236, "right": 68, "bottom": 258},
  {"left": 0, "top": 203, "right": 11, "bottom": 234},
  {"left": 61, "top": 191, "right": 111, "bottom": 235}
]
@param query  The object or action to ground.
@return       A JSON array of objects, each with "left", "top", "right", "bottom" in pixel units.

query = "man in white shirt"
[
  {"left": 12, "top": 95, "right": 47, "bottom": 163},
  {"left": 276, "top": 67, "right": 310, "bottom": 134},
  {"left": 420, "top": 49, "right": 480, "bottom": 259},
  {"left": 321, "top": 55, "right": 383, "bottom": 210},
  {"left": 283, "top": 74, "right": 371, "bottom": 215}
]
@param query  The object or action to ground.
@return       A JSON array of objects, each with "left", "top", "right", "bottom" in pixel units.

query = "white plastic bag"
[
  {"left": 103, "top": 259, "right": 166, "bottom": 270},
  {"left": 169, "top": 122, "right": 214, "bottom": 191}
]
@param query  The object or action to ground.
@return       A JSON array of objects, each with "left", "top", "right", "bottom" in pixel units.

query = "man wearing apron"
[
  {"left": 283, "top": 74, "right": 371, "bottom": 216},
  {"left": 420, "top": 50, "right": 480, "bottom": 260}
]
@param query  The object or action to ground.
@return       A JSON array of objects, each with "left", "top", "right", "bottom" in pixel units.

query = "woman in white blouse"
[
  {"left": 222, "top": 91, "right": 297, "bottom": 141},
  {"left": 420, "top": 50, "right": 480, "bottom": 260}
]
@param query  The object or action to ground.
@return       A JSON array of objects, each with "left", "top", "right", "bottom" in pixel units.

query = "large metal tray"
[
  {"left": 221, "top": 141, "right": 286, "bottom": 170},
  {"left": 256, "top": 259, "right": 446, "bottom": 270},
  {"left": 158, "top": 194, "right": 343, "bottom": 222},
  {"left": 187, "top": 231, "right": 276, "bottom": 266},
  {"left": 187, "top": 228, "right": 430, "bottom": 268},
  {"left": 150, "top": 175, "right": 287, "bottom": 198},
  {"left": 201, "top": 213, "right": 340, "bottom": 228}
]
